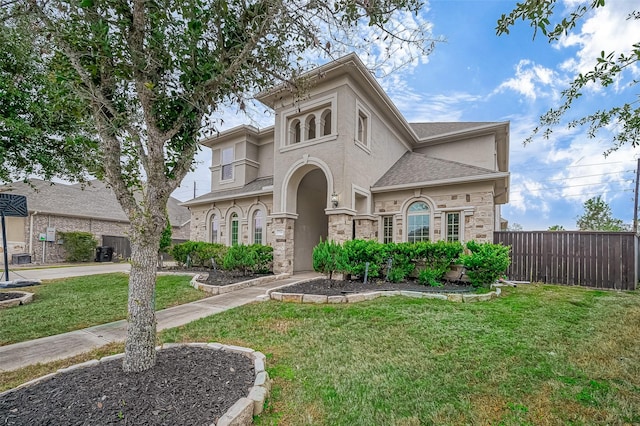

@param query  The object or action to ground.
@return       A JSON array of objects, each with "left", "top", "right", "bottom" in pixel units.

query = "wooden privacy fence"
[{"left": 494, "top": 231, "right": 638, "bottom": 290}]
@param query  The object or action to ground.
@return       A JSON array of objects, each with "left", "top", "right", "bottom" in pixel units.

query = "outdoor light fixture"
[{"left": 331, "top": 192, "right": 339, "bottom": 208}]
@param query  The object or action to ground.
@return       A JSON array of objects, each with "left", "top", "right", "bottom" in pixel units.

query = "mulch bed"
[
  {"left": 159, "top": 266, "right": 271, "bottom": 287},
  {"left": 0, "top": 292, "right": 24, "bottom": 302},
  {"left": 0, "top": 347, "right": 255, "bottom": 425},
  {"left": 279, "top": 278, "right": 475, "bottom": 296},
  {"left": 205, "top": 270, "right": 272, "bottom": 287}
]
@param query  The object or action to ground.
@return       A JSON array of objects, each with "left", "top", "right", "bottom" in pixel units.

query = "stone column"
[
  {"left": 327, "top": 212, "right": 353, "bottom": 245},
  {"left": 271, "top": 216, "right": 295, "bottom": 274}
]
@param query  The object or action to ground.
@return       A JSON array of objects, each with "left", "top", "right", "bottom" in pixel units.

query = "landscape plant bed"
[
  {"left": 0, "top": 292, "right": 23, "bottom": 302},
  {"left": 277, "top": 277, "right": 476, "bottom": 296},
  {"left": 161, "top": 266, "right": 273, "bottom": 286},
  {"left": 0, "top": 345, "right": 261, "bottom": 425}
]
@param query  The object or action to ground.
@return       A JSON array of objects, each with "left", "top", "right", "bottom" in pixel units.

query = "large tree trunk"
[{"left": 122, "top": 229, "right": 160, "bottom": 372}]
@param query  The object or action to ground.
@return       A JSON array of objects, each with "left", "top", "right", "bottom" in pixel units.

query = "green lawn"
[
  {"left": 0, "top": 273, "right": 205, "bottom": 345},
  {"left": 159, "top": 284, "right": 640, "bottom": 425},
  {"left": 1, "top": 284, "right": 639, "bottom": 424}
]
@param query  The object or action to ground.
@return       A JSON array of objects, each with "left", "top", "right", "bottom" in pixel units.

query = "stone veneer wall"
[
  {"left": 354, "top": 218, "right": 378, "bottom": 240},
  {"left": 271, "top": 217, "right": 294, "bottom": 274},
  {"left": 26, "top": 214, "right": 129, "bottom": 263},
  {"left": 327, "top": 214, "right": 353, "bottom": 245},
  {"left": 373, "top": 188, "right": 496, "bottom": 243}
]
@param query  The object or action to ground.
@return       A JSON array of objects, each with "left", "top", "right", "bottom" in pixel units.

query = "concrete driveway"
[{"left": 8, "top": 263, "right": 131, "bottom": 281}]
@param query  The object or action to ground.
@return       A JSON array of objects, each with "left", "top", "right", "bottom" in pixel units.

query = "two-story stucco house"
[{"left": 185, "top": 53, "right": 510, "bottom": 274}]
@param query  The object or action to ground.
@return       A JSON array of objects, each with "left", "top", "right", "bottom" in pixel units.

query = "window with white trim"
[
  {"left": 221, "top": 147, "right": 234, "bottom": 181},
  {"left": 230, "top": 213, "right": 239, "bottom": 245},
  {"left": 446, "top": 212, "right": 460, "bottom": 242},
  {"left": 253, "top": 210, "right": 263, "bottom": 245},
  {"left": 210, "top": 214, "right": 219, "bottom": 243},
  {"left": 407, "top": 201, "right": 430, "bottom": 243},
  {"left": 357, "top": 111, "right": 368, "bottom": 145},
  {"left": 382, "top": 216, "right": 394, "bottom": 244}
]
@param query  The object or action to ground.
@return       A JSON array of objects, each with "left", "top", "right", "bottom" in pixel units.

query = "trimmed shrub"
[
  {"left": 248, "top": 244, "right": 273, "bottom": 274},
  {"left": 312, "top": 240, "right": 347, "bottom": 280},
  {"left": 58, "top": 231, "right": 98, "bottom": 262},
  {"left": 460, "top": 241, "right": 511, "bottom": 287},
  {"left": 418, "top": 268, "right": 443, "bottom": 286},
  {"left": 382, "top": 242, "right": 416, "bottom": 282},
  {"left": 223, "top": 244, "right": 257, "bottom": 275},
  {"left": 343, "top": 239, "right": 383, "bottom": 279},
  {"left": 170, "top": 241, "right": 227, "bottom": 268}
]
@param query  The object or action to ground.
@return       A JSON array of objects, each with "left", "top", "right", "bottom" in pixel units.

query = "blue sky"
[{"left": 173, "top": 0, "right": 640, "bottom": 231}]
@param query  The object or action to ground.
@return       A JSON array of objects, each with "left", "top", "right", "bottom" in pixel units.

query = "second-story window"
[
  {"left": 221, "top": 147, "right": 233, "bottom": 181},
  {"left": 321, "top": 109, "right": 332, "bottom": 136},
  {"left": 357, "top": 110, "right": 369, "bottom": 145},
  {"left": 307, "top": 116, "right": 316, "bottom": 140}
]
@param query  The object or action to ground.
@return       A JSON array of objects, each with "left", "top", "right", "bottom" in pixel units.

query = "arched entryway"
[{"left": 293, "top": 168, "right": 328, "bottom": 271}]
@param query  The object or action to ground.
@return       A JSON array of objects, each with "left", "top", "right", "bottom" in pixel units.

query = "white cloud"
[
  {"left": 558, "top": 0, "right": 640, "bottom": 89},
  {"left": 495, "top": 60, "right": 561, "bottom": 100}
]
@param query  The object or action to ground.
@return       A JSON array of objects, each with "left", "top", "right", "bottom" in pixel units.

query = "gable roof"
[
  {"left": 183, "top": 177, "right": 274, "bottom": 205},
  {"left": 1, "top": 179, "right": 190, "bottom": 227},
  {"left": 410, "top": 122, "right": 501, "bottom": 140},
  {"left": 372, "top": 152, "right": 507, "bottom": 191}
]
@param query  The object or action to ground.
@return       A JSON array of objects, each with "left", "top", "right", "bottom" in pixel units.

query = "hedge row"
[
  {"left": 170, "top": 241, "right": 273, "bottom": 275},
  {"left": 312, "top": 239, "right": 511, "bottom": 287}
]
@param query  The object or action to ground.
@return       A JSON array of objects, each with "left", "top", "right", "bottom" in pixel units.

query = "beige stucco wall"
[{"left": 414, "top": 134, "right": 497, "bottom": 171}]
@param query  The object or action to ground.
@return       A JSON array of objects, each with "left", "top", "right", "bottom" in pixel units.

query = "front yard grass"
[
  {"left": 1, "top": 284, "right": 638, "bottom": 424},
  {"left": 0, "top": 273, "right": 205, "bottom": 345}
]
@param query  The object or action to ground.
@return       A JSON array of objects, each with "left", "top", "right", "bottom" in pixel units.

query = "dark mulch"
[
  {"left": 205, "top": 270, "right": 272, "bottom": 287},
  {"left": 280, "top": 278, "right": 475, "bottom": 296},
  {"left": 0, "top": 347, "right": 255, "bottom": 425},
  {"left": 0, "top": 292, "right": 23, "bottom": 302},
  {"left": 159, "top": 266, "right": 271, "bottom": 287}
]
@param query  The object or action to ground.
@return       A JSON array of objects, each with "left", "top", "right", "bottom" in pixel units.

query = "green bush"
[
  {"left": 382, "top": 242, "right": 416, "bottom": 282},
  {"left": 312, "top": 240, "right": 347, "bottom": 280},
  {"left": 460, "top": 241, "right": 511, "bottom": 288},
  {"left": 223, "top": 244, "right": 257, "bottom": 275},
  {"left": 170, "top": 241, "right": 227, "bottom": 268},
  {"left": 58, "top": 231, "right": 98, "bottom": 262},
  {"left": 248, "top": 244, "right": 273, "bottom": 274},
  {"left": 343, "top": 239, "right": 383, "bottom": 279},
  {"left": 418, "top": 268, "right": 443, "bottom": 286}
]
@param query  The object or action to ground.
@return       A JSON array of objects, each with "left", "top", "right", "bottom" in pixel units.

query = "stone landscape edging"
[
  {"left": 0, "top": 342, "right": 271, "bottom": 426},
  {"left": 267, "top": 279, "right": 504, "bottom": 304},
  {"left": 191, "top": 273, "right": 290, "bottom": 295},
  {"left": 0, "top": 291, "right": 34, "bottom": 308}
]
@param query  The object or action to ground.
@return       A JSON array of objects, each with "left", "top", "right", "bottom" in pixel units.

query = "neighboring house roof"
[
  {"left": 372, "top": 152, "right": 507, "bottom": 191},
  {"left": 183, "top": 177, "right": 274, "bottom": 205},
  {"left": 410, "top": 122, "right": 501, "bottom": 140},
  {"left": 1, "top": 179, "right": 190, "bottom": 227}
]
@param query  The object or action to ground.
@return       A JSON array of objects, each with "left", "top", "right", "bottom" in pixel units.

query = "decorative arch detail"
[{"left": 280, "top": 156, "right": 334, "bottom": 214}]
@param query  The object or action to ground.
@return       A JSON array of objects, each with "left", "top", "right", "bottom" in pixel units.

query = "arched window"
[
  {"left": 230, "top": 212, "right": 239, "bottom": 246},
  {"left": 321, "top": 109, "right": 332, "bottom": 136},
  {"left": 290, "top": 119, "right": 301, "bottom": 144},
  {"left": 407, "top": 201, "right": 430, "bottom": 243},
  {"left": 306, "top": 116, "right": 316, "bottom": 140},
  {"left": 210, "top": 214, "right": 219, "bottom": 243},
  {"left": 357, "top": 112, "right": 368, "bottom": 144},
  {"left": 253, "top": 210, "right": 264, "bottom": 245}
]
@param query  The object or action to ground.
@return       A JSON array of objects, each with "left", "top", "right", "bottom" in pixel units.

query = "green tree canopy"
[
  {"left": 0, "top": 16, "right": 98, "bottom": 183},
  {"left": 5, "top": 0, "right": 435, "bottom": 372},
  {"left": 576, "top": 196, "right": 628, "bottom": 231},
  {"left": 548, "top": 225, "right": 565, "bottom": 231},
  {"left": 497, "top": 1, "right": 639, "bottom": 154}
]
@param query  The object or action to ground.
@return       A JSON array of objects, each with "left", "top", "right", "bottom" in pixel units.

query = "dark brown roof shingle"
[{"left": 373, "top": 152, "right": 498, "bottom": 188}]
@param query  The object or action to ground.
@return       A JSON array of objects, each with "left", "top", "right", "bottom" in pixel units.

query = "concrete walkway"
[
  {"left": 8, "top": 263, "right": 131, "bottom": 281},
  {"left": 0, "top": 273, "right": 317, "bottom": 372}
]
